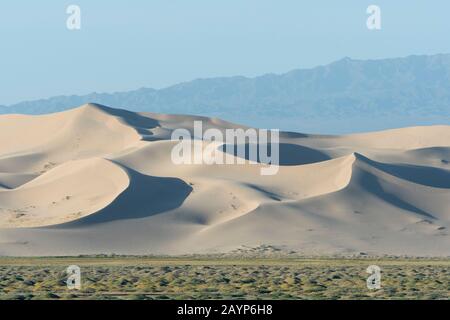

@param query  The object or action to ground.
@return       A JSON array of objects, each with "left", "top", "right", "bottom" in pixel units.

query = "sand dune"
[
  {"left": 0, "top": 103, "right": 449, "bottom": 256},
  {"left": 0, "top": 158, "right": 129, "bottom": 228}
]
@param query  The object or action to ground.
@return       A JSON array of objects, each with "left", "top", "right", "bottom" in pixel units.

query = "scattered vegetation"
[{"left": 0, "top": 257, "right": 448, "bottom": 300}]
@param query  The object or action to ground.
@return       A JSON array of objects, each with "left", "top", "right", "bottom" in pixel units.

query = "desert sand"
[{"left": 0, "top": 103, "right": 449, "bottom": 256}]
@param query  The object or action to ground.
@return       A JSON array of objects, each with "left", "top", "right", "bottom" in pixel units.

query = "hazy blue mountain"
[{"left": 1, "top": 54, "right": 450, "bottom": 133}]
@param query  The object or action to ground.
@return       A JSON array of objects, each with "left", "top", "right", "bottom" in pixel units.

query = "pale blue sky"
[{"left": 1, "top": 0, "right": 449, "bottom": 105}]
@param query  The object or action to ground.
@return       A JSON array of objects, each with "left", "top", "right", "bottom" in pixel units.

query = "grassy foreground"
[{"left": 0, "top": 256, "right": 448, "bottom": 300}]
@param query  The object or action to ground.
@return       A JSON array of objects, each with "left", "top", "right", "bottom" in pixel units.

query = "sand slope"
[{"left": 0, "top": 104, "right": 449, "bottom": 256}]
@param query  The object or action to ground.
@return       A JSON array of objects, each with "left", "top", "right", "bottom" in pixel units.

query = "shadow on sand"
[
  {"left": 58, "top": 166, "right": 192, "bottom": 227},
  {"left": 219, "top": 143, "right": 330, "bottom": 166}
]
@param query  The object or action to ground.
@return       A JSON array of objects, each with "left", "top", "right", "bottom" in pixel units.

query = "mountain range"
[{"left": 1, "top": 54, "right": 450, "bottom": 133}]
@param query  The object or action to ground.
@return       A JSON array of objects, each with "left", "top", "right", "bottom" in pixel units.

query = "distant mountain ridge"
[{"left": 2, "top": 54, "right": 450, "bottom": 133}]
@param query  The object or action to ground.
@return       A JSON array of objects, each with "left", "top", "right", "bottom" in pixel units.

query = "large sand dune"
[{"left": 0, "top": 103, "right": 449, "bottom": 256}]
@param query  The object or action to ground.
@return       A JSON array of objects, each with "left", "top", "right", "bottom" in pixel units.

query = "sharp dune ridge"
[{"left": 0, "top": 103, "right": 449, "bottom": 256}]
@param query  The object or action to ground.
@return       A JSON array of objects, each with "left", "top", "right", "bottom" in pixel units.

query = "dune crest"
[{"left": 0, "top": 104, "right": 449, "bottom": 256}]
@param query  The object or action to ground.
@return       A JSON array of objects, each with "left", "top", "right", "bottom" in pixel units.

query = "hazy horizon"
[
  {"left": 3, "top": 53, "right": 449, "bottom": 107},
  {"left": 3, "top": 1, "right": 450, "bottom": 105}
]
